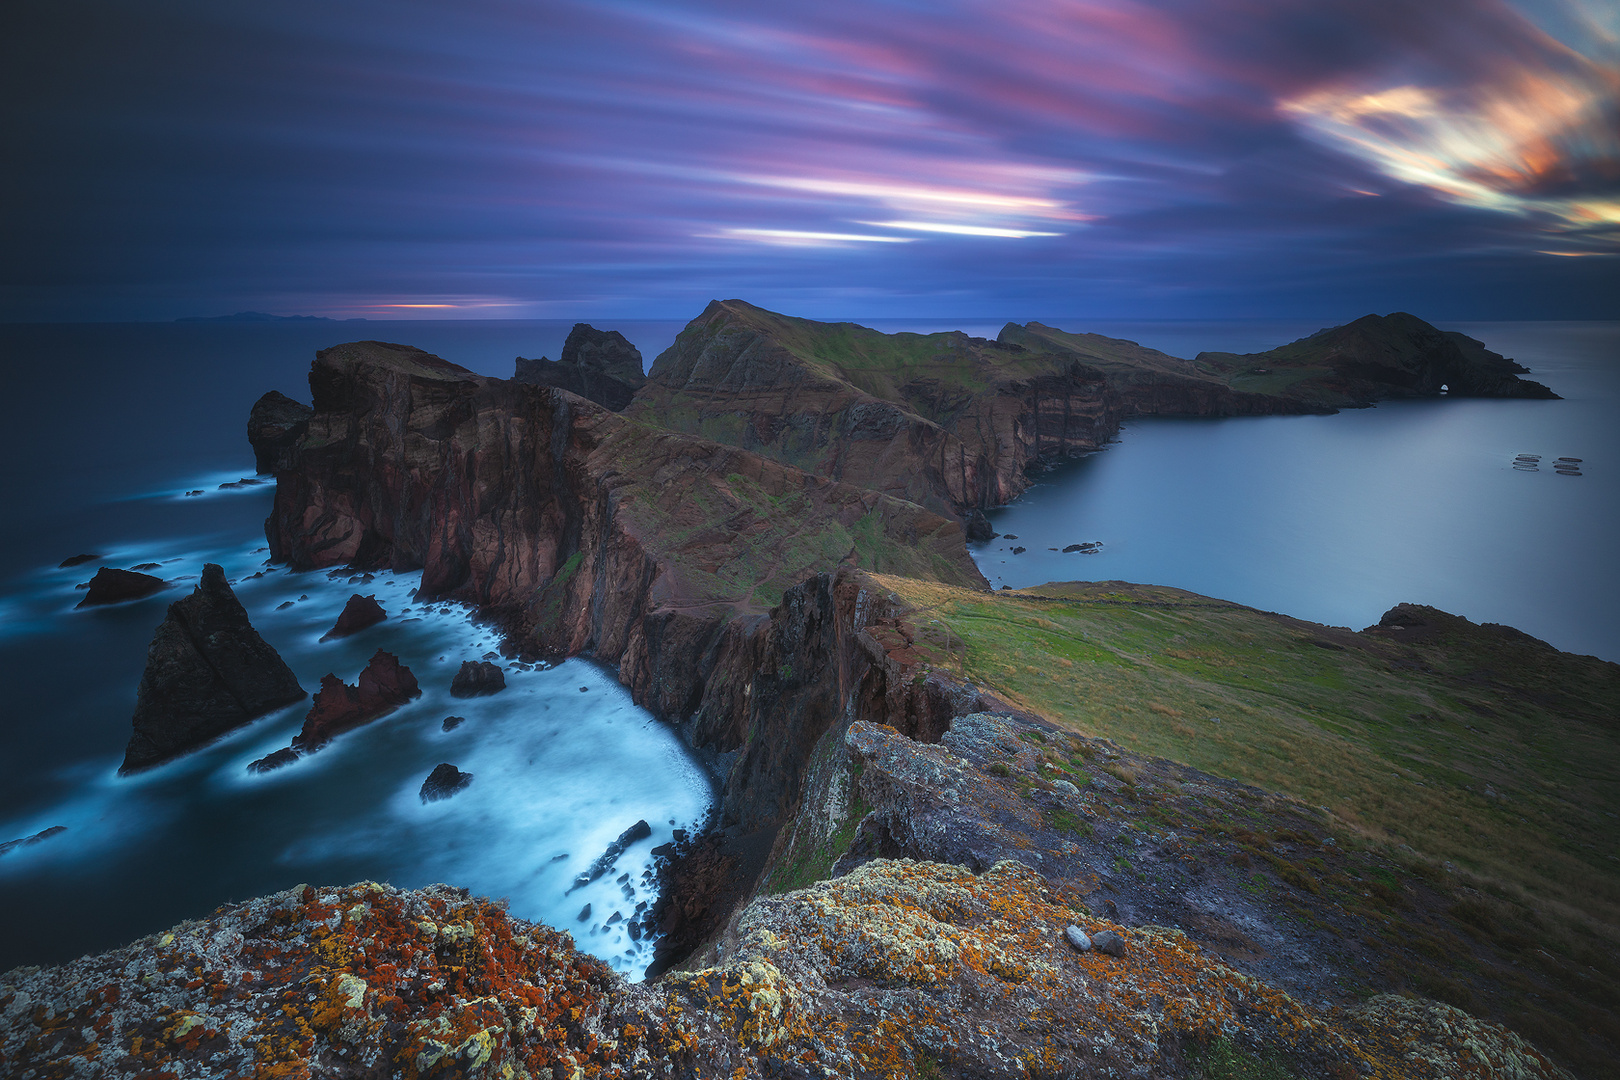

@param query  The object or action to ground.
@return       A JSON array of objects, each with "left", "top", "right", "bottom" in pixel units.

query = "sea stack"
[
  {"left": 512, "top": 323, "right": 646, "bottom": 411},
  {"left": 121, "top": 564, "right": 306, "bottom": 774},
  {"left": 247, "top": 390, "right": 314, "bottom": 474}
]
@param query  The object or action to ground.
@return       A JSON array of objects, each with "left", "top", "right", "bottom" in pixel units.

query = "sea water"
[
  {"left": 0, "top": 321, "right": 703, "bottom": 977},
  {"left": 1, "top": 318, "right": 1614, "bottom": 977},
  {"left": 967, "top": 321, "right": 1620, "bottom": 662}
]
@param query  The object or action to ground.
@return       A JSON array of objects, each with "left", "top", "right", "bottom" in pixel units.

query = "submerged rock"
[
  {"left": 58, "top": 553, "right": 98, "bottom": 568},
  {"left": 121, "top": 564, "right": 306, "bottom": 774},
  {"left": 246, "top": 747, "right": 301, "bottom": 773},
  {"left": 247, "top": 390, "right": 314, "bottom": 474},
  {"left": 450, "top": 660, "right": 505, "bottom": 697},
  {"left": 319, "top": 593, "right": 386, "bottom": 641},
  {"left": 78, "top": 567, "right": 167, "bottom": 608},
  {"left": 291, "top": 650, "right": 420, "bottom": 753},
  {"left": 571, "top": 819, "right": 653, "bottom": 891},
  {"left": 419, "top": 763, "right": 473, "bottom": 802},
  {"left": 0, "top": 825, "right": 66, "bottom": 857},
  {"left": 441, "top": 715, "right": 465, "bottom": 732}
]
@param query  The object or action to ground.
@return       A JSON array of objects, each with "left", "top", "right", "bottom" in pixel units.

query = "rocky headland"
[
  {"left": 7, "top": 305, "right": 1612, "bottom": 1078},
  {"left": 121, "top": 563, "right": 306, "bottom": 774},
  {"left": 1194, "top": 312, "right": 1560, "bottom": 408}
]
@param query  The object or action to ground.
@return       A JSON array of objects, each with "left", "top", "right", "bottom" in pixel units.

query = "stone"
[
  {"left": 291, "top": 650, "right": 421, "bottom": 753},
  {"left": 965, "top": 509, "right": 996, "bottom": 542},
  {"left": 58, "top": 553, "right": 98, "bottom": 568},
  {"left": 571, "top": 820, "right": 653, "bottom": 891},
  {"left": 246, "top": 747, "right": 301, "bottom": 773},
  {"left": 420, "top": 763, "right": 473, "bottom": 803},
  {"left": 1064, "top": 925, "right": 1092, "bottom": 952},
  {"left": 1052, "top": 778, "right": 1079, "bottom": 796},
  {"left": 1092, "top": 929, "right": 1127, "bottom": 957},
  {"left": 441, "top": 715, "right": 465, "bottom": 732},
  {"left": 320, "top": 594, "right": 386, "bottom": 641},
  {"left": 450, "top": 660, "right": 506, "bottom": 697},
  {"left": 78, "top": 567, "right": 167, "bottom": 608},
  {"left": 122, "top": 564, "right": 306, "bottom": 773},
  {"left": 577, "top": 903, "right": 591, "bottom": 921},
  {"left": 1011, "top": 546, "right": 1026, "bottom": 555},
  {"left": 247, "top": 390, "right": 314, "bottom": 474},
  {"left": 0, "top": 826, "right": 66, "bottom": 857}
]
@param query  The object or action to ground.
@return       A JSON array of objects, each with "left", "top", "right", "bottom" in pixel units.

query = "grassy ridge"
[{"left": 873, "top": 576, "right": 1619, "bottom": 939}]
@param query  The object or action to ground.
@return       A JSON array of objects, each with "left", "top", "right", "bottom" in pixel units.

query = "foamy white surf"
[{"left": 0, "top": 531, "right": 712, "bottom": 979}]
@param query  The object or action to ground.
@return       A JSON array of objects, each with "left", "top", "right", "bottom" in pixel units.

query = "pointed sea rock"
[
  {"left": 121, "top": 564, "right": 306, "bottom": 774},
  {"left": 291, "top": 650, "right": 420, "bottom": 752}
]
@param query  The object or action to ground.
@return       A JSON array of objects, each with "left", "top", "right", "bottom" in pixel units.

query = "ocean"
[{"left": 0, "top": 316, "right": 1613, "bottom": 977}]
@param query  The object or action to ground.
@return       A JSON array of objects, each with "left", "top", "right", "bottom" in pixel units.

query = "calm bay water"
[
  {"left": 969, "top": 321, "right": 1620, "bottom": 662},
  {"left": 0, "top": 317, "right": 1613, "bottom": 976}
]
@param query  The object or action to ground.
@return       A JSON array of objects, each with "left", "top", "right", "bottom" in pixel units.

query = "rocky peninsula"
[{"left": 6, "top": 305, "right": 1611, "bottom": 1079}]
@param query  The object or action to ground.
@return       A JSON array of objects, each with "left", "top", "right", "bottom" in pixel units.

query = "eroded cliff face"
[
  {"left": 629, "top": 300, "right": 1311, "bottom": 517},
  {"left": 266, "top": 340, "right": 984, "bottom": 845}
]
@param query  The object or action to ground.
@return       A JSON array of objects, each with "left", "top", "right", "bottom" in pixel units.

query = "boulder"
[
  {"left": 319, "top": 594, "right": 386, "bottom": 641},
  {"left": 420, "top": 763, "right": 473, "bottom": 803},
  {"left": 964, "top": 510, "right": 996, "bottom": 542},
  {"left": 247, "top": 391, "right": 314, "bottom": 474},
  {"left": 246, "top": 747, "right": 301, "bottom": 773},
  {"left": 1063, "top": 925, "right": 1092, "bottom": 952},
  {"left": 1092, "top": 929, "right": 1128, "bottom": 957},
  {"left": 292, "top": 650, "right": 420, "bottom": 753},
  {"left": 441, "top": 715, "right": 465, "bottom": 732},
  {"left": 450, "top": 660, "right": 506, "bottom": 697},
  {"left": 78, "top": 567, "right": 167, "bottom": 608},
  {"left": 121, "top": 564, "right": 306, "bottom": 773},
  {"left": 58, "top": 553, "right": 98, "bottom": 568},
  {"left": 0, "top": 825, "right": 66, "bottom": 857},
  {"left": 571, "top": 820, "right": 653, "bottom": 891}
]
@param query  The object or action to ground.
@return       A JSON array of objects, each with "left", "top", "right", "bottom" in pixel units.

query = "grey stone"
[{"left": 1064, "top": 925, "right": 1091, "bottom": 952}]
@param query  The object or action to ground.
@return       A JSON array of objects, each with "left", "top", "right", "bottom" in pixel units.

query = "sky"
[{"left": 3, "top": 0, "right": 1618, "bottom": 322}]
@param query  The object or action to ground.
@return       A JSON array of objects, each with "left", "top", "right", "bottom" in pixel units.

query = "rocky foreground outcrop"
[
  {"left": 121, "top": 563, "right": 305, "bottom": 773},
  {"left": 0, "top": 868, "right": 1570, "bottom": 1080},
  {"left": 514, "top": 322, "right": 647, "bottom": 411}
]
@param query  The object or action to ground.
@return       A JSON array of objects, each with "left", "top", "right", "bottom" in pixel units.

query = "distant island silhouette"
[{"left": 175, "top": 311, "right": 368, "bottom": 323}]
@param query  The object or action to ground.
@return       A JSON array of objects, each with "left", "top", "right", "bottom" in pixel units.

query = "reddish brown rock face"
[
  {"left": 318, "top": 592, "right": 386, "bottom": 640},
  {"left": 292, "top": 649, "right": 420, "bottom": 752}
]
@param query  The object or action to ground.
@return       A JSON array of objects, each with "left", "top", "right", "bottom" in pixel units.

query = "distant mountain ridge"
[{"left": 176, "top": 311, "right": 367, "bottom": 323}]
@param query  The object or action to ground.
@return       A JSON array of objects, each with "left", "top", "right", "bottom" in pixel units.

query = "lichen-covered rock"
[{"left": 0, "top": 868, "right": 1571, "bottom": 1079}]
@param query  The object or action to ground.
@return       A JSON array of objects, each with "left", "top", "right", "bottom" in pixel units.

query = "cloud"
[{"left": 3, "top": 0, "right": 1616, "bottom": 318}]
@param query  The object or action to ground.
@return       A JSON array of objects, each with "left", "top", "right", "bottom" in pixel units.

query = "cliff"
[
  {"left": 629, "top": 301, "right": 1309, "bottom": 518},
  {"left": 265, "top": 339, "right": 982, "bottom": 842},
  {"left": 1195, "top": 312, "right": 1560, "bottom": 407}
]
